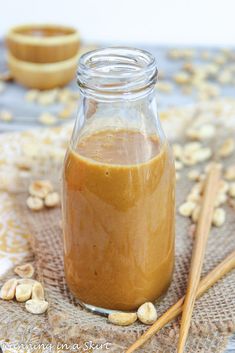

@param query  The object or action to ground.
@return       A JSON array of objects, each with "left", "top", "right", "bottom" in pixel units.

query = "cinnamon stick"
[
  {"left": 125, "top": 249, "right": 235, "bottom": 353},
  {"left": 177, "top": 163, "right": 221, "bottom": 353}
]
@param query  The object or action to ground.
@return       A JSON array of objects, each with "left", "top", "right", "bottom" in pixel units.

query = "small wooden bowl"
[
  {"left": 8, "top": 52, "right": 78, "bottom": 89},
  {"left": 6, "top": 24, "right": 80, "bottom": 63}
]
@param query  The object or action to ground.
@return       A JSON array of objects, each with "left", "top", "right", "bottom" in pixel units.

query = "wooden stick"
[
  {"left": 125, "top": 250, "right": 235, "bottom": 353},
  {"left": 177, "top": 163, "right": 221, "bottom": 353}
]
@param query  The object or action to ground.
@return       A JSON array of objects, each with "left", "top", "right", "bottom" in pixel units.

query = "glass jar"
[{"left": 62, "top": 47, "right": 175, "bottom": 315}]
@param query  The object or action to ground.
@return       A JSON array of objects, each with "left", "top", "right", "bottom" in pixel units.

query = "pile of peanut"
[
  {"left": 0, "top": 263, "right": 48, "bottom": 315},
  {"left": 27, "top": 180, "right": 60, "bottom": 211},
  {"left": 108, "top": 302, "right": 158, "bottom": 326},
  {"left": 175, "top": 123, "right": 235, "bottom": 228}
]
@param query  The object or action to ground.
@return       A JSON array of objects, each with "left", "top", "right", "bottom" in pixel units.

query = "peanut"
[
  {"left": 212, "top": 208, "right": 226, "bottom": 227},
  {"left": 27, "top": 196, "right": 44, "bottom": 211},
  {"left": 137, "top": 302, "right": 157, "bottom": 325},
  {"left": 14, "top": 263, "right": 35, "bottom": 278},
  {"left": 38, "top": 113, "right": 57, "bottom": 126},
  {"left": 187, "top": 169, "right": 200, "bottom": 181},
  {"left": 44, "top": 192, "right": 60, "bottom": 208},
  {"left": 175, "top": 160, "right": 183, "bottom": 171},
  {"left": 224, "top": 165, "right": 235, "bottom": 181},
  {"left": 15, "top": 284, "right": 32, "bottom": 302},
  {"left": 179, "top": 201, "right": 196, "bottom": 217},
  {"left": 0, "top": 278, "right": 18, "bottom": 300},
  {"left": 218, "top": 139, "right": 235, "bottom": 158},
  {"left": 32, "top": 282, "right": 45, "bottom": 301},
  {"left": 108, "top": 312, "right": 137, "bottom": 326},
  {"left": 25, "top": 299, "right": 49, "bottom": 315},
  {"left": 29, "top": 180, "right": 53, "bottom": 199},
  {"left": 228, "top": 183, "right": 235, "bottom": 198},
  {"left": 192, "top": 205, "right": 201, "bottom": 223}
]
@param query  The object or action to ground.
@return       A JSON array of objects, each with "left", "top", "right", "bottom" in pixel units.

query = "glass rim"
[{"left": 77, "top": 46, "right": 158, "bottom": 96}]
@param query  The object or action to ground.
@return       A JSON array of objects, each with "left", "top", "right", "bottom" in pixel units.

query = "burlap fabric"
[{"left": 0, "top": 100, "right": 235, "bottom": 352}]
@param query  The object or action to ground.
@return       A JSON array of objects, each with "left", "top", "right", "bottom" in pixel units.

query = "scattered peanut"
[
  {"left": 108, "top": 312, "right": 137, "bottom": 326},
  {"left": 192, "top": 205, "right": 201, "bottom": 223},
  {"left": 212, "top": 208, "right": 226, "bottom": 227},
  {"left": 16, "top": 284, "right": 32, "bottom": 302},
  {"left": 218, "top": 139, "right": 235, "bottom": 158},
  {"left": 179, "top": 201, "right": 196, "bottom": 217},
  {"left": 173, "top": 71, "right": 191, "bottom": 84},
  {"left": 175, "top": 160, "right": 183, "bottom": 171},
  {"left": 137, "top": 302, "right": 157, "bottom": 325},
  {"left": 0, "top": 278, "right": 18, "bottom": 300},
  {"left": 172, "top": 144, "right": 183, "bottom": 159},
  {"left": 38, "top": 113, "right": 57, "bottom": 126},
  {"left": 25, "top": 89, "right": 39, "bottom": 102},
  {"left": 197, "top": 124, "right": 216, "bottom": 139},
  {"left": 44, "top": 192, "right": 60, "bottom": 208},
  {"left": 193, "top": 148, "right": 212, "bottom": 162},
  {"left": 218, "top": 180, "right": 229, "bottom": 194},
  {"left": 14, "top": 263, "right": 35, "bottom": 278},
  {"left": 224, "top": 165, "right": 235, "bottom": 181},
  {"left": 32, "top": 282, "right": 45, "bottom": 301},
  {"left": 26, "top": 196, "right": 44, "bottom": 211},
  {"left": 0, "top": 109, "right": 13, "bottom": 122},
  {"left": 187, "top": 169, "right": 200, "bottom": 181},
  {"left": 214, "top": 192, "right": 227, "bottom": 207},
  {"left": 25, "top": 299, "right": 49, "bottom": 315},
  {"left": 228, "top": 183, "right": 235, "bottom": 198},
  {"left": 187, "top": 192, "right": 201, "bottom": 203},
  {"left": 29, "top": 180, "right": 53, "bottom": 198}
]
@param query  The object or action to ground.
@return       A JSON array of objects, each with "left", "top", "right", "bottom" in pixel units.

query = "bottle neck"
[{"left": 77, "top": 47, "right": 158, "bottom": 102}]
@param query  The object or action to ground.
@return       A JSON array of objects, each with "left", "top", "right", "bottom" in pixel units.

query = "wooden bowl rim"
[
  {"left": 6, "top": 24, "right": 80, "bottom": 46},
  {"left": 8, "top": 52, "right": 79, "bottom": 72}
]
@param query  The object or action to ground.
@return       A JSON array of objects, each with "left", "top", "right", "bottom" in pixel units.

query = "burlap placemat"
[
  {"left": 1, "top": 99, "right": 235, "bottom": 352},
  {"left": 12, "top": 155, "right": 235, "bottom": 353}
]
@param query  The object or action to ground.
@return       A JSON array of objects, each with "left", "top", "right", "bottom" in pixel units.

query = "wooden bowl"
[
  {"left": 6, "top": 24, "right": 80, "bottom": 63},
  {"left": 8, "top": 52, "right": 78, "bottom": 89}
]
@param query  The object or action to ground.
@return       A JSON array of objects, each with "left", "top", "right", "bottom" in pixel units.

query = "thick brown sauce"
[{"left": 63, "top": 129, "right": 175, "bottom": 311}]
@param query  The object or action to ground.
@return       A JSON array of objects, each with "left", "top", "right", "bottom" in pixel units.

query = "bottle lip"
[{"left": 77, "top": 46, "right": 158, "bottom": 96}]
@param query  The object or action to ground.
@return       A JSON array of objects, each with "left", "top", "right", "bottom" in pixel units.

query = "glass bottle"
[{"left": 62, "top": 47, "right": 175, "bottom": 315}]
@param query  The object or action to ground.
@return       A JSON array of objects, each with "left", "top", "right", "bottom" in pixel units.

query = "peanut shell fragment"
[
  {"left": 14, "top": 263, "right": 35, "bottom": 278},
  {"left": 0, "top": 278, "right": 18, "bottom": 300},
  {"left": 25, "top": 299, "right": 49, "bottom": 314},
  {"left": 108, "top": 312, "right": 137, "bottom": 326},
  {"left": 137, "top": 302, "right": 158, "bottom": 325},
  {"left": 16, "top": 284, "right": 32, "bottom": 302}
]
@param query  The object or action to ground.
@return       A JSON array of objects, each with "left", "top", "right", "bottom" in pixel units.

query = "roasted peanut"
[
  {"left": 108, "top": 312, "right": 137, "bottom": 326},
  {"left": 44, "top": 192, "right": 60, "bottom": 208},
  {"left": 212, "top": 208, "right": 226, "bottom": 227},
  {"left": 137, "top": 302, "right": 157, "bottom": 325},
  {"left": 32, "top": 282, "right": 45, "bottom": 301},
  {"left": 0, "top": 278, "right": 18, "bottom": 300},
  {"left": 25, "top": 299, "right": 49, "bottom": 314},
  {"left": 27, "top": 196, "right": 44, "bottom": 211},
  {"left": 228, "top": 183, "right": 235, "bottom": 198},
  {"left": 179, "top": 202, "right": 196, "bottom": 217},
  {"left": 14, "top": 263, "right": 35, "bottom": 278},
  {"left": 16, "top": 284, "right": 32, "bottom": 302},
  {"left": 218, "top": 139, "right": 235, "bottom": 158},
  {"left": 29, "top": 180, "right": 53, "bottom": 198}
]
